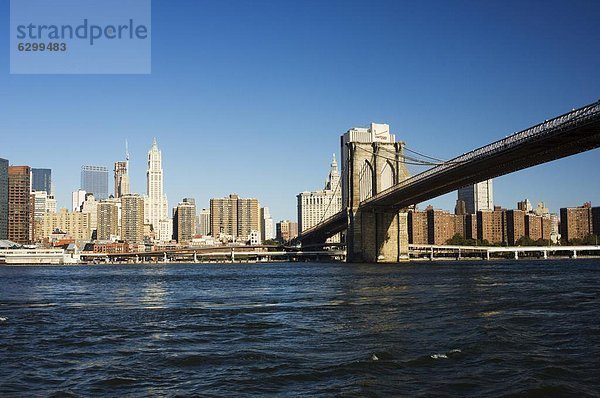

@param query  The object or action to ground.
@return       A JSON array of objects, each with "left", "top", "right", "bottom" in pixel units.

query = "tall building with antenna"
[
  {"left": 297, "top": 154, "right": 342, "bottom": 242},
  {"left": 114, "top": 141, "right": 130, "bottom": 198}
]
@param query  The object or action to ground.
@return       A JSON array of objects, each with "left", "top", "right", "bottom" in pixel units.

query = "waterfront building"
[
  {"left": 506, "top": 209, "right": 525, "bottom": 245},
  {"left": 248, "top": 230, "right": 261, "bottom": 245},
  {"left": 198, "top": 208, "right": 210, "bottom": 236},
  {"left": 31, "top": 168, "right": 51, "bottom": 193},
  {"left": 0, "top": 158, "right": 8, "bottom": 240},
  {"left": 297, "top": 154, "right": 342, "bottom": 243},
  {"left": 37, "top": 208, "right": 91, "bottom": 246},
  {"left": 276, "top": 220, "right": 298, "bottom": 243},
  {"left": 458, "top": 180, "right": 494, "bottom": 214},
  {"left": 121, "top": 194, "right": 145, "bottom": 244},
  {"left": 8, "top": 166, "right": 32, "bottom": 244},
  {"left": 210, "top": 194, "right": 260, "bottom": 241},
  {"left": 97, "top": 201, "right": 120, "bottom": 241},
  {"left": 81, "top": 165, "right": 109, "bottom": 200},
  {"left": 426, "top": 208, "right": 455, "bottom": 245},
  {"left": 407, "top": 209, "right": 428, "bottom": 244},
  {"left": 559, "top": 203, "right": 594, "bottom": 243},
  {"left": 477, "top": 208, "right": 505, "bottom": 244},
  {"left": 525, "top": 213, "right": 543, "bottom": 241},
  {"left": 173, "top": 198, "right": 196, "bottom": 244},
  {"left": 144, "top": 139, "right": 169, "bottom": 241},
  {"left": 260, "top": 207, "right": 274, "bottom": 242},
  {"left": 72, "top": 189, "right": 87, "bottom": 212}
]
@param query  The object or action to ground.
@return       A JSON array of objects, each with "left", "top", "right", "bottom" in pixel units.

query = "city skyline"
[{"left": 1, "top": 1, "right": 598, "bottom": 221}]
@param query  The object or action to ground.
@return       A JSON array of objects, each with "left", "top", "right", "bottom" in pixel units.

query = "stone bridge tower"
[{"left": 341, "top": 123, "right": 411, "bottom": 262}]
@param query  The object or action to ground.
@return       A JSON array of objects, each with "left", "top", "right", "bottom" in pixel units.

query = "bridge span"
[{"left": 299, "top": 101, "right": 600, "bottom": 262}]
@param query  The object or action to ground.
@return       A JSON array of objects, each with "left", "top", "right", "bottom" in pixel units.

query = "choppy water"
[{"left": 1, "top": 260, "right": 599, "bottom": 397}]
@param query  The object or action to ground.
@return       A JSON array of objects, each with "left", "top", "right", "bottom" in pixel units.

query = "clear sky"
[{"left": 1, "top": 0, "right": 598, "bottom": 221}]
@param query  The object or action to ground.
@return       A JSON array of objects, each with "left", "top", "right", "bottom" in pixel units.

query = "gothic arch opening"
[{"left": 359, "top": 160, "right": 374, "bottom": 202}]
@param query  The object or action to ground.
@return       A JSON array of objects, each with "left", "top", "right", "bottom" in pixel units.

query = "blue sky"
[{"left": 1, "top": 0, "right": 598, "bottom": 221}]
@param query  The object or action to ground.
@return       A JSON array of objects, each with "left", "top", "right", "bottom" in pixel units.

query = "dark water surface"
[{"left": 1, "top": 260, "right": 599, "bottom": 397}]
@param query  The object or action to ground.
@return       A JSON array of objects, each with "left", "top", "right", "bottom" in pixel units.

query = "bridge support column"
[
  {"left": 514, "top": 251, "right": 519, "bottom": 260},
  {"left": 572, "top": 250, "right": 577, "bottom": 259},
  {"left": 347, "top": 209, "right": 409, "bottom": 263},
  {"left": 543, "top": 251, "right": 548, "bottom": 259}
]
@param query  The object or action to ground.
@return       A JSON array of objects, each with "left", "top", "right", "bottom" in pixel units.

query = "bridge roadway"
[{"left": 299, "top": 100, "right": 600, "bottom": 244}]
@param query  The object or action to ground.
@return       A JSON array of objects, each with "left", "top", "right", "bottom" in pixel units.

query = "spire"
[
  {"left": 152, "top": 137, "right": 158, "bottom": 149},
  {"left": 330, "top": 153, "right": 338, "bottom": 171},
  {"left": 125, "top": 140, "right": 130, "bottom": 162}
]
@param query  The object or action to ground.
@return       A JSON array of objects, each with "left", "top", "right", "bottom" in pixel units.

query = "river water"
[{"left": 1, "top": 260, "right": 599, "bottom": 397}]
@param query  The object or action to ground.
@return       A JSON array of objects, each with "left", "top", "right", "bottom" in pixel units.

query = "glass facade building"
[
  {"left": 31, "top": 168, "right": 52, "bottom": 193},
  {"left": 81, "top": 165, "right": 109, "bottom": 200}
]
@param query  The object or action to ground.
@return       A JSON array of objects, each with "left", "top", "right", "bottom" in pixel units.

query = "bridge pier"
[{"left": 347, "top": 209, "right": 409, "bottom": 263}]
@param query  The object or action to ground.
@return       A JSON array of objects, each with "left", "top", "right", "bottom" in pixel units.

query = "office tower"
[
  {"left": 121, "top": 194, "right": 145, "bottom": 244},
  {"left": 97, "top": 202, "right": 119, "bottom": 241},
  {"left": 114, "top": 162, "right": 130, "bottom": 198},
  {"left": 458, "top": 179, "right": 494, "bottom": 214},
  {"left": 533, "top": 202, "right": 550, "bottom": 217},
  {"left": 260, "top": 207, "right": 274, "bottom": 242},
  {"left": 173, "top": 198, "right": 196, "bottom": 244},
  {"left": 81, "top": 165, "right": 109, "bottom": 200},
  {"left": 32, "top": 191, "right": 53, "bottom": 221},
  {"left": 276, "top": 220, "right": 298, "bottom": 243},
  {"left": 144, "top": 138, "right": 169, "bottom": 240},
  {"left": 0, "top": 158, "right": 8, "bottom": 239},
  {"left": 72, "top": 189, "right": 87, "bottom": 212},
  {"left": 210, "top": 194, "right": 260, "bottom": 241},
  {"left": 8, "top": 166, "right": 32, "bottom": 244},
  {"left": 297, "top": 154, "right": 342, "bottom": 243},
  {"left": 37, "top": 209, "right": 91, "bottom": 246},
  {"left": 31, "top": 168, "right": 51, "bottom": 193},
  {"left": 114, "top": 141, "right": 131, "bottom": 198},
  {"left": 198, "top": 208, "right": 210, "bottom": 236}
]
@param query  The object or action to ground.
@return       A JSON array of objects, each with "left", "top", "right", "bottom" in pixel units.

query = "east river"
[{"left": 1, "top": 260, "right": 599, "bottom": 397}]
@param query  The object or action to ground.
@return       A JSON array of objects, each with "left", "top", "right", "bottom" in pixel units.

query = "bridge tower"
[{"left": 341, "top": 123, "right": 411, "bottom": 263}]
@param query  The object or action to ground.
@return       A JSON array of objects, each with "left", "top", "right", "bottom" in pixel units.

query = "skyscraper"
[
  {"left": 144, "top": 138, "right": 169, "bottom": 241},
  {"left": 114, "top": 141, "right": 130, "bottom": 198},
  {"left": 122, "top": 194, "right": 145, "bottom": 245},
  {"left": 297, "top": 154, "right": 342, "bottom": 242},
  {"left": 8, "top": 166, "right": 32, "bottom": 244},
  {"left": 97, "top": 202, "right": 119, "bottom": 241},
  {"left": 0, "top": 158, "right": 8, "bottom": 240},
  {"left": 260, "top": 207, "right": 274, "bottom": 242},
  {"left": 457, "top": 180, "right": 494, "bottom": 214},
  {"left": 81, "top": 165, "right": 109, "bottom": 200},
  {"left": 198, "top": 208, "right": 210, "bottom": 236},
  {"left": 210, "top": 194, "right": 260, "bottom": 241},
  {"left": 72, "top": 189, "right": 87, "bottom": 212},
  {"left": 31, "top": 168, "right": 52, "bottom": 193},
  {"left": 173, "top": 198, "right": 196, "bottom": 244}
]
